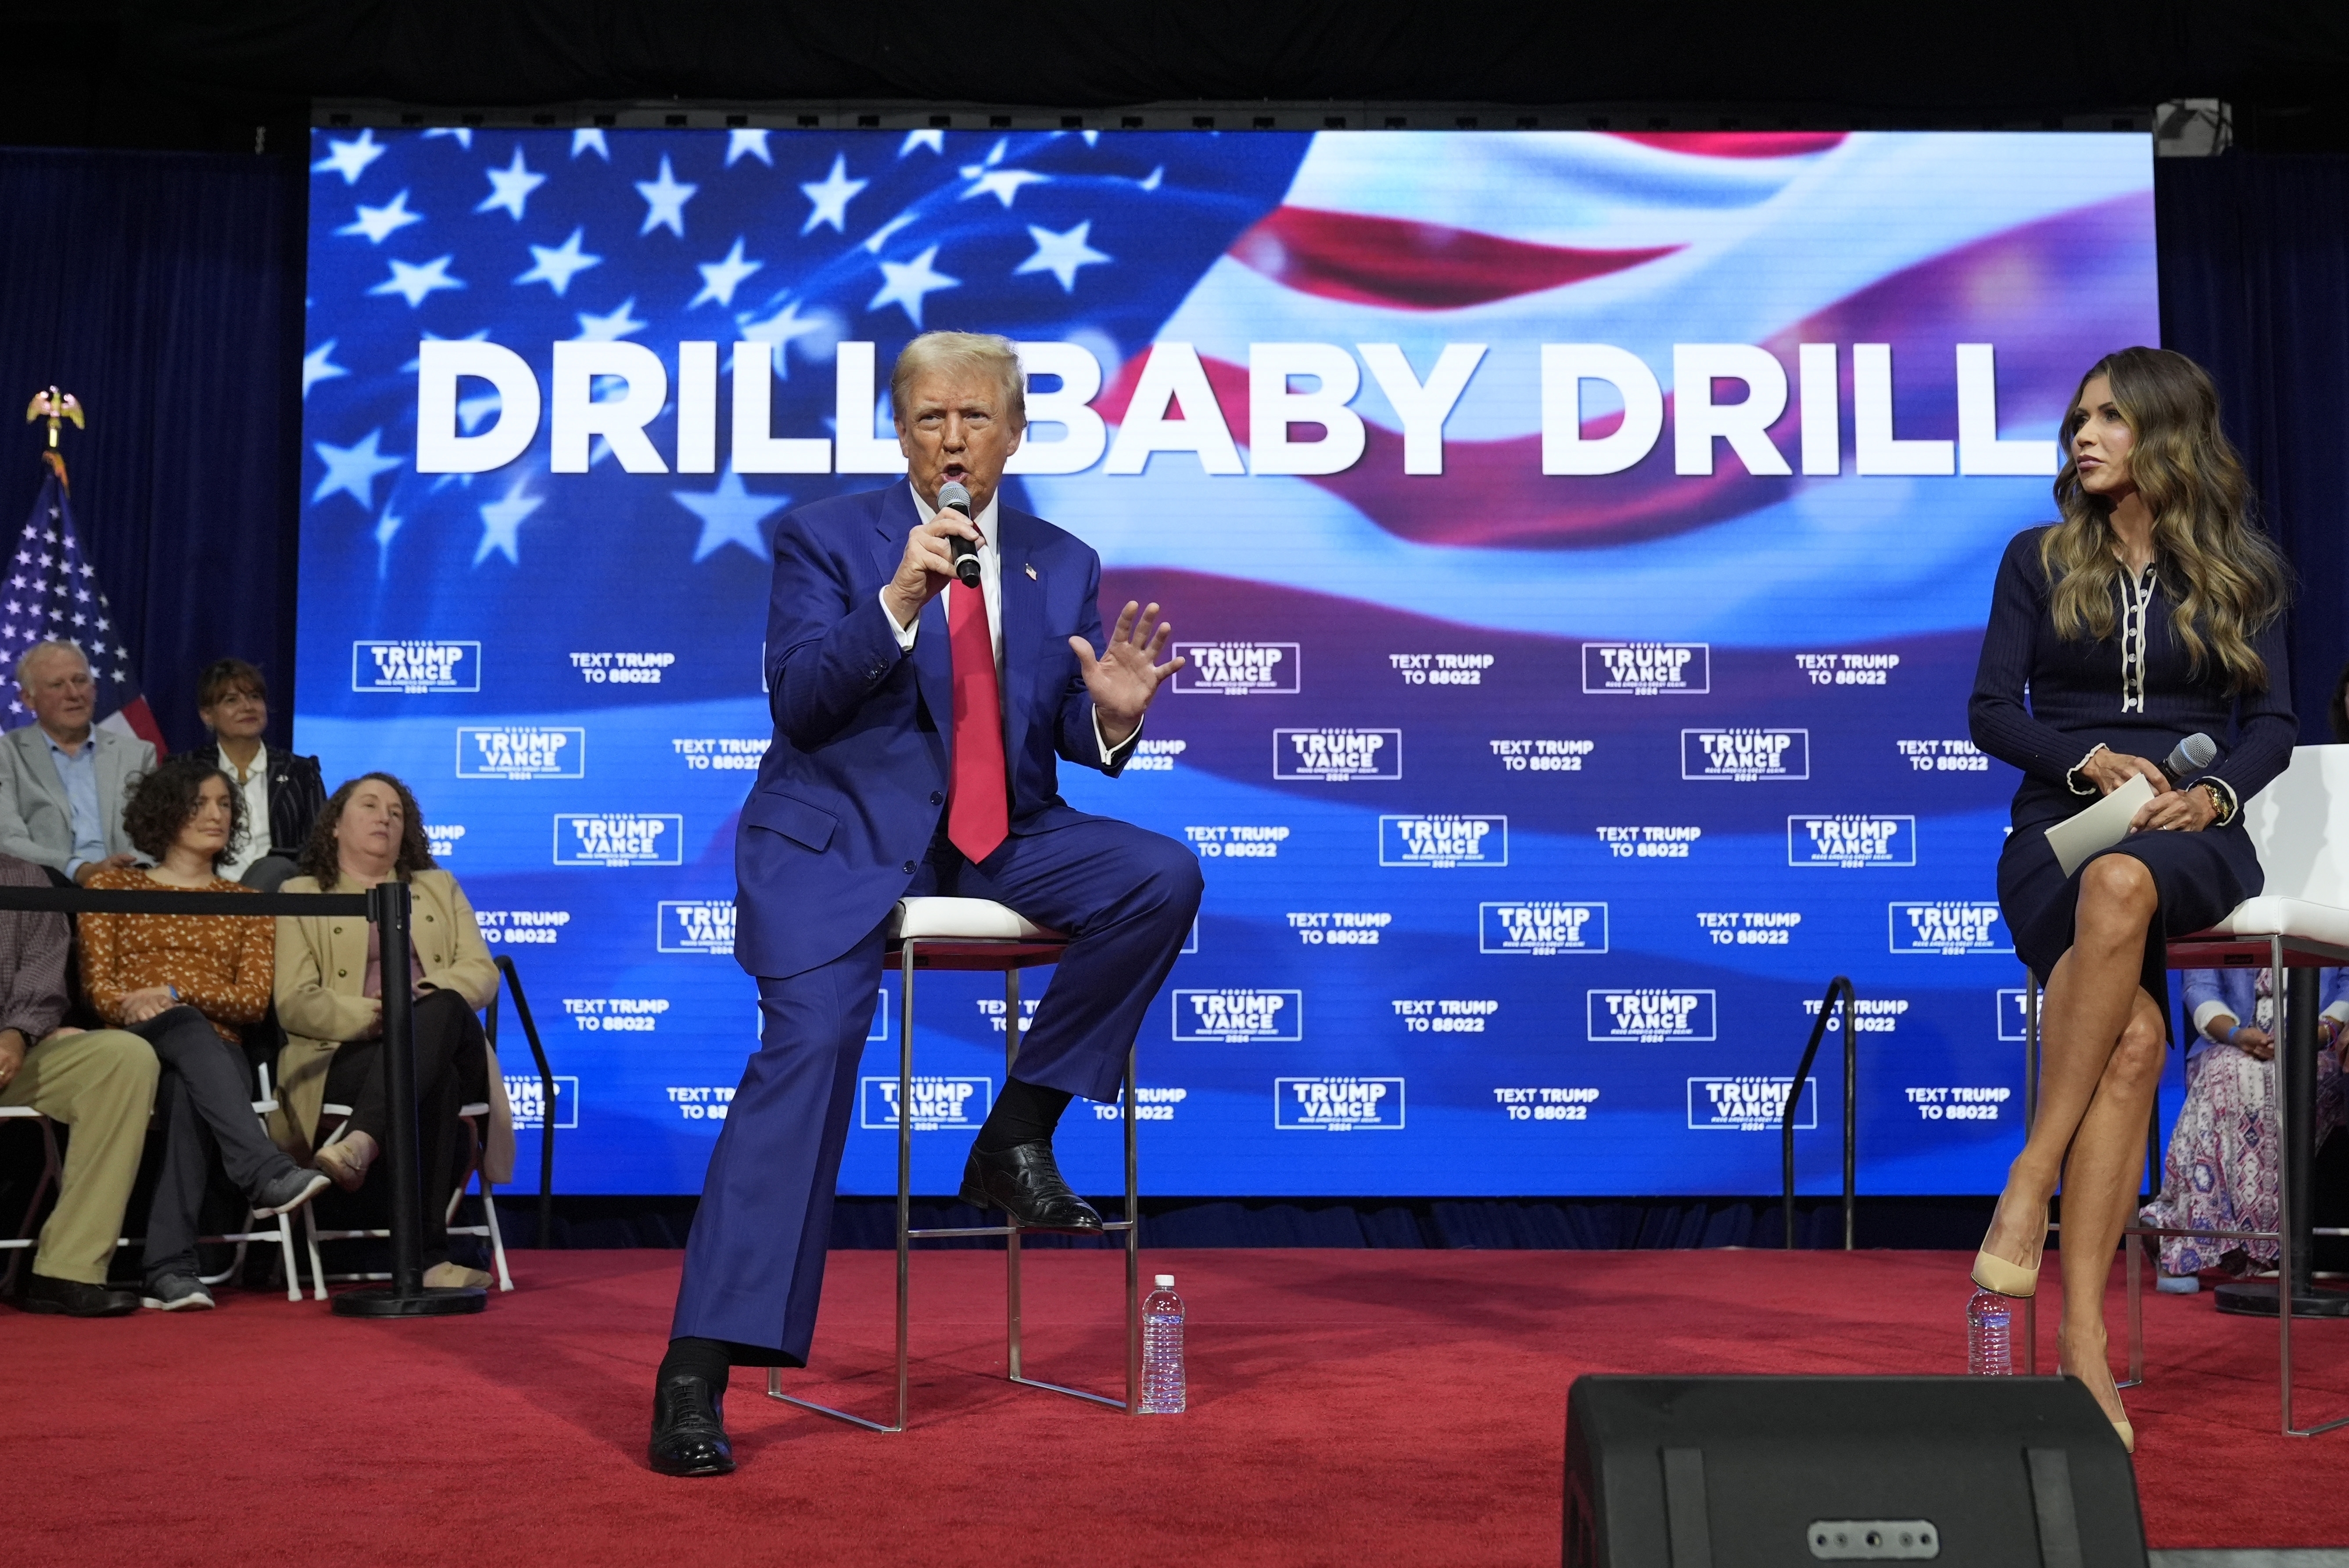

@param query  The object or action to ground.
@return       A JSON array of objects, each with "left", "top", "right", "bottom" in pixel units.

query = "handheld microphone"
[
  {"left": 937, "top": 480, "right": 981, "bottom": 588},
  {"left": 2161, "top": 732, "right": 2217, "bottom": 786}
]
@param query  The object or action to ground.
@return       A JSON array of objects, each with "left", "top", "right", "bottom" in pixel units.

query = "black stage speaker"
[{"left": 1564, "top": 1376, "right": 2145, "bottom": 1567}]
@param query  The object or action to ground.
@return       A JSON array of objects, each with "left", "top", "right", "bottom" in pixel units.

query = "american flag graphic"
[
  {"left": 5, "top": 464, "right": 161, "bottom": 746},
  {"left": 293, "top": 127, "right": 2157, "bottom": 1198}
]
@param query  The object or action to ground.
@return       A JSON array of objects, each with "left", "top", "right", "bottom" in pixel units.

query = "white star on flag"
[
  {"left": 800, "top": 154, "right": 868, "bottom": 234},
  {"left": 573, "top": 297, "right": 649, "bottom": 341},
  {"left": 336, "top": 189, "right": 423, "bottom": 244},
  {"left": 312, "top": 129, "right": 386, "bottom": 185},
  {"left": 302, "top": 341, "right": 350, "bottom": 398},
  {"left": 900, "top": 129, "right": 944, "bottom": 156},
  {"left": 475, "top": 146, "right": 547, "bottom": 221},
  {"left": 961, "top": 164, "right": 1050, "bottom": 208},
  {"left": 571, "top": 129, "right": 610, "bottom": 161},
  {"left": 311, "top": 430, "right": 405, "bottom": 510},
  {"left": 691, "top": 239, "right": 764, "bottom": 308},
  {"left": 673, "top": 468, "right": 787, "bottom": 561},
  {"left": 475, "top": 482, "right": 544, "bottom": 564},
  {"left": 421, "top": 127, "right": 474, "bottom": 149},
  {"left": 725, "top": 129, "right": 772, "bottom": 167},
  {"left": 1015, "top": 221, "right": 1111, "bottom": 291},
  {"left": 635, "top": 156, "right": 698, "bottom": 237},
  {"left": 860, "top": 212, "right": 917, "bottom": 255},
  {"left": 514, "top": 228, "right": 602, "bottom": 295},
  {"left": 736, "top": 299, "right": 826, "bottom": 376},
  {"left": 867, "top": 245, "right": 959, "bottom": 327},
  {"left": 368, "top": 255, "right": 465, "bottom": 308}
]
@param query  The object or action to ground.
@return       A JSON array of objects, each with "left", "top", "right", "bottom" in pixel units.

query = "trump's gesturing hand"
[
  {"left": 882, "top": 508, "right": 983, "bottom": 629},
  {"left": 1074, "top": 601, "right": 1185, "bottom": 748}
]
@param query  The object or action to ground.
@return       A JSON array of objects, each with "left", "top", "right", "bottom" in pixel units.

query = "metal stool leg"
[
  {"left": 1006, "top": 966, "right": 1024, "bottom": 1383},
  {"left": 2023, "top": 967, "right": 2039, "bottom": 1377}
]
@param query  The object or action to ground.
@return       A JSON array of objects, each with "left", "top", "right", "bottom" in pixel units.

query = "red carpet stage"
[{"left": 11, "top": 1248, "right": 2347, "bottom": 1564}]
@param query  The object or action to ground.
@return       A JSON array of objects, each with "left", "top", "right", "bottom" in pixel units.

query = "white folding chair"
[
  {"left": 299, "top": 1096, "right": 511, "bottom": 1299},
  {"left": 106, "top": 1058, "right": 309, "bottom": 1303},
  {"left": 2023, "top": 744, "right": 2349, "bottom": 1436},
  {"left": 0, "top": 1103, "right": 62, "bottom": 1295}
]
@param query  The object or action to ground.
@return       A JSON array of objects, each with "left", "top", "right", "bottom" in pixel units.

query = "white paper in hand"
[{"left": 2045, "top": 773, "right": 2157, "bottom": 878}]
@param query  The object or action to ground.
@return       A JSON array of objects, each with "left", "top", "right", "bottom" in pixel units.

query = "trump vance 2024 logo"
[
  {"left": 1889, "top": 901, "right": 2012, "bottom": 955},
  {"left": 1173, "top": 641, "right": 1300, "bottom": 695},
  {"left": 1380, "top": 814, "right": 1506, "bottom": 868},
  {"left": 458, "top": 725, "right": 585, "bottom": 780},
  {"left": 1588, "top": 988, "right": 1717, "bottom": 1043},
  {"left": 1582, "top": 640, "right": 1709, "bottom": 695},
  {"left": 860, "top": 1075, "right": 990, "bottom": 1131},
  {"left": 352, "top": 639, "right": 479, "bottom": 693},
  {"left": 1682, "top": 727, "right": 1809, "bottom": 781},
  {"left": 553, "top": 813, "right": 683, "bottom": 867},
  {"left": 1275, "top": 1076, "right": 1404, "bottom": 1131},
  {"left": 1274, "top": 727, "right": 1401, "bottom": 781},
  {"left": 1173, "top": 988, "right": 1303, "bottom": 1043},
  {"left": 1480, "top": 901, "right": 1608, "bottom": 955},
  {"left": 1787, "top": 814, "right": 1915, "bottom": 867}
]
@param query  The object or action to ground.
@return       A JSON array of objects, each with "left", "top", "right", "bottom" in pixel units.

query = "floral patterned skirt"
[{"left": 2139, "top": 1044, "right": 2345, "bottom": 1276}]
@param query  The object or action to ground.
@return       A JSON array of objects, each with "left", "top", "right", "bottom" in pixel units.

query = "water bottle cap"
[{"left": 1155, "top": 1274, "right": 1174, "bottom": 1288}]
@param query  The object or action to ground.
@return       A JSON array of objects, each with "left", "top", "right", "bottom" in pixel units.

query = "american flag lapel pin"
[{"left": 1023, "top": 563, "right": 1037, "bottom": 580}]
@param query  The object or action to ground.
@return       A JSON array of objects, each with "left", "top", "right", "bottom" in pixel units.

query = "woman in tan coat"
[{"left": 274, "top": 772, "right": 511, "bottom": 1290}]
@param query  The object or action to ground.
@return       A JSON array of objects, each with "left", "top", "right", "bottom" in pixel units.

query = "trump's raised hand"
[{"left": 1072, "top": 601, "right": 1184, "bottom": 747}]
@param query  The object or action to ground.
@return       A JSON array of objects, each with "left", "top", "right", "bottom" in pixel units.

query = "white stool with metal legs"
[
  {"left": 2024, "top": 744, "right": 2349, "bottom": 1436},
  {"left": 767, "top": 895, "right": 1142, "bottom": 1433}
]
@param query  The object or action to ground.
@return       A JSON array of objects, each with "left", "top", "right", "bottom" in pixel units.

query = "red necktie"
[{"left": 947, "top": 577, "right": 1008, "bottom": 863}]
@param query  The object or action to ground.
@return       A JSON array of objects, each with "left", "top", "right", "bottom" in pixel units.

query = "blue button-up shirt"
[{"left": 43, "top": 732, "right": 106, "bottom": 878}]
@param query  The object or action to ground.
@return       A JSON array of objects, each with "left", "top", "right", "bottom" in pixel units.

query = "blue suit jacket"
[{"left": 733, "top": 483, "right": 1126, "bottom": 979}]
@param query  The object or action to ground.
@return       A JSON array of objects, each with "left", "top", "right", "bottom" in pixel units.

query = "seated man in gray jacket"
[{"left": 0, "top": 640, "right": 151, "bottom": 885}]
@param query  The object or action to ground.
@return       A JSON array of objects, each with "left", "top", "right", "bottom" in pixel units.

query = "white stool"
[
  {"left": 2022, "top": 745, "right": 2349, "bottom": 1436},
  {"left": 767, "top": 896, "right": 1141, "bottom": 1433}
]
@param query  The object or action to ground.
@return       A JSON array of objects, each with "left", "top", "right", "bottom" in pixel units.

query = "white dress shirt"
[
  {"left": 880, "top": 482, "right": 1137, "bottom": 766},
  {"left": 217, "top": 741, "right": 274, "bottom": 882}
]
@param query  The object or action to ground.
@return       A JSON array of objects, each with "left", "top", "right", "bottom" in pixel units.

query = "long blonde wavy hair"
[{"left": 2040, "top": 346, "right": 2286, "bottom": 693}]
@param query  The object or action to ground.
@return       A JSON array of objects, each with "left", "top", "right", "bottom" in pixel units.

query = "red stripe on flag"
[
  {"left": 1607, "top": 132, "right": 1848, "bottom": 160},
  {"left": 109, "top": 696, "right": 168, "bottom": 756},
  {"left": 1227, "top": 207, "right": 1678, "bottom": 312}
]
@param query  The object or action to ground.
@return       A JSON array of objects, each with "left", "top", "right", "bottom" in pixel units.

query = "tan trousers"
[{"left": 0, "top": 1029, "right": 156, "bottom": 1284}]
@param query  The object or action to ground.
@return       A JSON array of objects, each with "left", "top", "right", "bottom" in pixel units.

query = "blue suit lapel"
[
  {"left": 997, "top": 508, "right": 1044, "bottom": 768},
  {"left": 872, "top": 485, "right": 955, "bottom": 730}
]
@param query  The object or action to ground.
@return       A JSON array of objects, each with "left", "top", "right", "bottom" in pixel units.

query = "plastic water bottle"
[
  {"left": 1967, "top": 1288, "right": 2015, "bottom": 1375},
  {"left": 1140, "top": 1274, "right": 1186, "bottom": 1413}
]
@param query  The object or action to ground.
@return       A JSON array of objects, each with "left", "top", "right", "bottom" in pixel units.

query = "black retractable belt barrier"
[
  {"left": 0, "top": 880, "right": 485, "bottom": 1317},
  {"left": 1783, "top": 975, "right": 1858, "bottom": 1251}
]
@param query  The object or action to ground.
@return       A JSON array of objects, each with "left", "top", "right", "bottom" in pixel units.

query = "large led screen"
[{"left": 296, "top": 126, "right": 2156, "bottom": 1196}]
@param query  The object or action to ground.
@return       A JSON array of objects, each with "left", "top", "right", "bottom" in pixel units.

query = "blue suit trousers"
[{"left": 671, "top": 814, "right": 1201, "bottom": 1363}]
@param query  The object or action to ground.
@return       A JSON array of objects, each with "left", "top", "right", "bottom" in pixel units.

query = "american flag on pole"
[{"left": 4, "top": 462, "right": 164, "bottom": 747}]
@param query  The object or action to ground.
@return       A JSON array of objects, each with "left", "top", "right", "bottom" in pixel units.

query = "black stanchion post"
[{"left": 333, "top": 879, "right": 485, "bottom": 1317}]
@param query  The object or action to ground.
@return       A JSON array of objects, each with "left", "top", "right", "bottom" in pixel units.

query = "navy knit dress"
[{"left": 1969, "top": 526, "right": 2296, "bottom": 1001}]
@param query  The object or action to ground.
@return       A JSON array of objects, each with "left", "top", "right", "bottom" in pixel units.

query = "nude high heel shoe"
[{"left": 1971, "top": 1190, "right": 2046, "bottom": 1297}]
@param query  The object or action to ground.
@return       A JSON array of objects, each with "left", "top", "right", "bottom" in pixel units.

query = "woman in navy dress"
[{"left": 1968, "top": 346, "right": 2294, "bottom": 1450}]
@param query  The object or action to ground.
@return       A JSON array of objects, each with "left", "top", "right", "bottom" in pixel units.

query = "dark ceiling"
[{"left": 11, "top": 1, "right": 2349, "bottom": 154}]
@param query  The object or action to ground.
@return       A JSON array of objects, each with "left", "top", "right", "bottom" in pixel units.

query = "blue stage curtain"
[
  {"left": 0, "top": 146, "right": 303, "bottom": 754},
  {"left": 2157, "top": 154, "right": 2349, "bottom": 742}
]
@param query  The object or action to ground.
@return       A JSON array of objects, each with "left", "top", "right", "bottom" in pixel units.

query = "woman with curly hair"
[
  {"left": 1968, "top": 347, "right": 2295, "bottom": 1450},
  {"left": 79, "top": 754, "right": 332, "bottom": 1310},
  {"left": 272, "top": 773, "right": 508, "bottom": 1290}
]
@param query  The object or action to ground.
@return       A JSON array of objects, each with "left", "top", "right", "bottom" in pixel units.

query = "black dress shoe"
[
  {"left": 648, "top": 1374, "right": 735, "bottom": 1477},
  {"left": 960, "top": 1141, "right": 1104, "bottom": 1233},
  {"left": 16, "top": 1271, "right": 141, "bottom": 1317}
]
